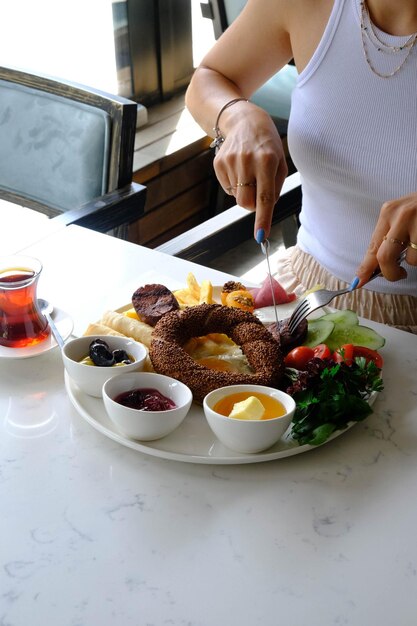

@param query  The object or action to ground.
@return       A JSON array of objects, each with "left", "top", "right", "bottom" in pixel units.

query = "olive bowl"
[{"left": 62, "top": 335, "right": 147, "bottom": 397}]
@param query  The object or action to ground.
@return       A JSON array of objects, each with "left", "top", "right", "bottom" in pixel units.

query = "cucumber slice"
[
  {"left": 303, "top": 309, "right": 386, "bottom": 351},
  {"left": 326, "top": 323, "right": 386, "bottom": 352},
  {"left": 320, "top": 309, "right": 359, "bottom": 326},
  {"left": 303, "top": 319, "right": 334, "bottom": 348}
]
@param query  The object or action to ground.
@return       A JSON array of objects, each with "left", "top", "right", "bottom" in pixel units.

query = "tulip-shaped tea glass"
[{"left": 0, "top": 255, "right": 50, "bottom": 348}]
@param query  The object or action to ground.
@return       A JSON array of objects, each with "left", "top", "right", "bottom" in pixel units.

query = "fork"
[{"left": 287, "top": 249, "right": 408, "bottom": 334}]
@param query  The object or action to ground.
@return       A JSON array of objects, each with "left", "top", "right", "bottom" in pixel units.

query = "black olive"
[
  {"left": 112, "top": 348, "right": 131, "bottom": 363},
  {"left": 89, "top": 342, "right": 115, "bottom": 366},
  {"left": 89, "top": 338, "right": 109, "bottom": 350}
]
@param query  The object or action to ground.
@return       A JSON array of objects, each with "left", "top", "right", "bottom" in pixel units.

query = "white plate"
[
  {"left": 186, "top": 285, "right": 299, "bottom": 325},
  {"left": 0, "top": 306, "right": 73, "bottom": 359},
  {"left": 65, "top": 371, "right": 377, "bottom": 465},
  {"left": 254, "top": 302, "right": 298, "bottom": 324}
]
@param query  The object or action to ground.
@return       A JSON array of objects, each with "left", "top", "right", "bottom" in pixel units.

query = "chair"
[
  {"left": 0, "top": 66, "right": 147, "bottom": 235},
  {"left": 200, "top": 0, "right": 298, "bottom": 136}
]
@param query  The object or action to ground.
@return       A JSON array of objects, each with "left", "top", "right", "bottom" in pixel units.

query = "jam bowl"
[
  {"left": 102, "top": 372, "right": 193, "bottom": 441},
  {"left": 203, "top": 384, "right": 296, "bottom": 454},
  {"left": 62, "top": 335, "right": 147, "bottom": 397}
]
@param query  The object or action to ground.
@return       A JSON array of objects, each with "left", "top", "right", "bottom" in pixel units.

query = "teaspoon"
[{"left": 37, "top": 298, "right": 65, "bottom": 349}]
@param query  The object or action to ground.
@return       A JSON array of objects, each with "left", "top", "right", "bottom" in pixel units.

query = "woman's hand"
[
  {"left": 355, "top": 192, "right": 417, "bottom": 284},
  {"left": 213, "top": 102, "right": 288, "bottom": 240}
]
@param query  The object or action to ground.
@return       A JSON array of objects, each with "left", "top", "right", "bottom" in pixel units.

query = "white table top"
[
  {"left": 1, "top": 225, "right": 417, "bottom": 625},
  {"left": 0, "top": 200, "right": 67, "bottom": 255}
]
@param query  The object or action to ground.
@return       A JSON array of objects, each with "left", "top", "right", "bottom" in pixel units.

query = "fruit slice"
[
  {"left": 306, "top": 309, "right": 386, "bottom": 351},
  {"left": 225, "top": 289, "right": 255, "bottom": 312},
  {"left": 320, "top": 309, "right": 359, "bottom": 326},
  {"left": 326, "top": 323, "right": 385, "bottom": 352},
  {"left": 303, "top": 319, "right": 335, "bottom": 348}
]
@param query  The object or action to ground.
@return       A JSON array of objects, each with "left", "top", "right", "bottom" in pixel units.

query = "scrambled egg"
[{"left": 183, "top": 333, "right": 253, "bottom": 374}]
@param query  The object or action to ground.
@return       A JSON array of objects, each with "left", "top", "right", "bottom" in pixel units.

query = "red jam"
[{"left": 114, "top": 388, "right": 176, "bottom": 411}]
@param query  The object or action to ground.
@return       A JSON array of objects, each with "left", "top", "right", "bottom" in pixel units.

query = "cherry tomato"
[
  {"left": 313, "top": 344, "right": 331, "bottom": 360},
  {"left": 352, "top": 346, "right": 384, "bottom": 368},
  {"left": 332, "top": 344, "right": 354, "bottom": 365},
  {"left": 332, "top": 344, "right": 383, "bottom": 369},
  {"left": 284, "top": 346, "right": 315, "bottom": 370}
]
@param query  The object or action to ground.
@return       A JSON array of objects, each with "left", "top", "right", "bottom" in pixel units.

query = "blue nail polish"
[
  {"left": 255, "top": 228, "right": 265, "bottom": 244},
  {"left": 349, "top": 277, "right": 360, "bottom": 291}
]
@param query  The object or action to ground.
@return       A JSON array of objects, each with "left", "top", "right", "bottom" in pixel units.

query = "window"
[
  {"left": 0, "top": 0, "right": 214, "bottom": 105},
  {"left": 115, "top": 0, "right": 195, "bottom": 106}
]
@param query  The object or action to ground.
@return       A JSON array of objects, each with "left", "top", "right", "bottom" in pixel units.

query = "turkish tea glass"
[{"left": 0, "top": 255, "right": 50, "bottom": 348}]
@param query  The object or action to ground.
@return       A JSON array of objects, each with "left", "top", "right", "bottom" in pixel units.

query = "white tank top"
[{"left": 287, "top": 0, "right": 417, "bottom": 295}]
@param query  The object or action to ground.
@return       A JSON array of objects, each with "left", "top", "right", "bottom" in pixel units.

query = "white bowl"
[
  {"left": 62, "top": 335, "right": 147, "bottom": 397},
  {"left": 203, "top": 384, "right": 296, "bottom": 454},
  {"left": 102, "top": 372, "right": 193, "bottom": 441}
]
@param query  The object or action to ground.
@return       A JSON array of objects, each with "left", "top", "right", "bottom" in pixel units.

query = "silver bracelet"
[{"left": 210, "top": 97, "right": 248, "bottom": 152}]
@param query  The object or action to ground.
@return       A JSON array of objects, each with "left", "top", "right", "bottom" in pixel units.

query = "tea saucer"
[{"left": 0, "top": 306, "right": 73, "bottom": 359}]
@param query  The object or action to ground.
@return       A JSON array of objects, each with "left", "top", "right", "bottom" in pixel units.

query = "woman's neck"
[{"left": 366, "top": 0, "right": 417, "bottom": 35}]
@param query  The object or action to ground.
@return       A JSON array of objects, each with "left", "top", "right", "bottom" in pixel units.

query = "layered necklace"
[{"left": 360, "top": 0, "right": 417, "bottom": 77}]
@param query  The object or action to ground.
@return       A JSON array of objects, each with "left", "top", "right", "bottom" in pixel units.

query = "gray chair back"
[{"left": 0, "top": 66, "right": 138, "bottom": 219}]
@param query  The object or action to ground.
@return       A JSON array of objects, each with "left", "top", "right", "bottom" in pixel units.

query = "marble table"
[
  {"left": 0, "top": 200, "right": 67, "bottom": 255},
  {"left": 1, "top": 225, "right": 417, "bottom": 625}
]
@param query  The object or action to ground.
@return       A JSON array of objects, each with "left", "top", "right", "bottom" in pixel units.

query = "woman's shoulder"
[{"left": 283, "top": 0, "right": 335, "bottom": 70}]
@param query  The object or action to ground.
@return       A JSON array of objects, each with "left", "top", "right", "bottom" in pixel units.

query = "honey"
[{"left": 213, "top": 391, "right": 287, "bottom": 420}]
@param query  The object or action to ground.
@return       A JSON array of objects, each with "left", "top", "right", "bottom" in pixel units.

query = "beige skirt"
[{"left": 275, "top": 246, "right": 417, "bottom": 334}]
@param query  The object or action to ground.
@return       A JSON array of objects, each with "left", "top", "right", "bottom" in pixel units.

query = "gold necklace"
[{"left": 360, "top": 0, "right": 417, "bottom": 77}]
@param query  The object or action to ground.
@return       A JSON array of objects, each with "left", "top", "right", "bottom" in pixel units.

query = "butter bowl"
[{"left": 203, "top": 384, "right": 296, "bottom": 453}]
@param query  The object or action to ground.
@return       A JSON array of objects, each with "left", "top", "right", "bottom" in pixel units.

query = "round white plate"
[
  {"left": 0, "top": 306, "right": 73, "bottom": 359},
  {"left": 65, "top": 371, "right": 377, "bottom": 465},
  {"left": 254, "top": 301, "right": 298, "bottom": 324},
  {"left": 190, "top": 285, "right": 299, "bottom": 325}
]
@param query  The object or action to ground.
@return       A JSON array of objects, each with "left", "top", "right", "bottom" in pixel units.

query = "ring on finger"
[
  {"left": 236, "top": 181, "right": 257, "bottom": 188},
  {"left": 408, "top": 240, "right": 417, "bottom": 250},
  {"left": 383, "top": 235, "right": 408, "bottom": 247}
]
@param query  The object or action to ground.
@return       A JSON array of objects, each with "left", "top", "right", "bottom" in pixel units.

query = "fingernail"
[
  {"left": 349, "top": 277, "right": 360, "bottom": 291},
  {"left": 255, "top": 228, "right": 265, "bottom": 244}
]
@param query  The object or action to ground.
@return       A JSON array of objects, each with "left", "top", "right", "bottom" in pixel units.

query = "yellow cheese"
[{"left": 228, "top": 396, "right": 265, "bottom": 421}]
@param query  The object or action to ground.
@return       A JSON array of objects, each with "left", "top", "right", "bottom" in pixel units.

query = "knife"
[{"left": 259, "top": 238, "right": 280, "bottom": 328}]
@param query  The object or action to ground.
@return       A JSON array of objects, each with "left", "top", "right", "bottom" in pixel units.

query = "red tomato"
[
  {"left": 284, "top": 346, "right": 315, "bottom": 370},
  {"left": 332, "top": 344, "right": 354, "bottom": 365},
  {"left": 332, "top": 344, "right": 383, "bottom": 369},
  {"left": 313, "top": 344, "right": 331, "bottom": 360},
  {"left": 352, "top": 346, "right": 384, "bottom": 368}
]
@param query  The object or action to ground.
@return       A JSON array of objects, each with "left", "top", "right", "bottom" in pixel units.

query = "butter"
[{"left": 228, "top": 396, "right": 265, "bottom": 421}]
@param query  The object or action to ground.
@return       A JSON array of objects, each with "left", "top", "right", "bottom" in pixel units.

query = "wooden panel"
[
  {"left": 145, "top": 212, "right": 205, "bottom": 249},
  {"left": 133, "top": 135, "right": 211, "bottom": 182},
  {"left": 143, "top": 150, "right": 214, "bottom": 211},
  {"left": 128, "top": 95, "right": 217, "bottom": 248},
  {"left": 129, "top": 180, "right": 211, "bottom": 245}
]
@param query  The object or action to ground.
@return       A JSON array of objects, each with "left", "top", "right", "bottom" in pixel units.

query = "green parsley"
[{"left": 286, "top": 357, "right": 384, "bottom": 446}]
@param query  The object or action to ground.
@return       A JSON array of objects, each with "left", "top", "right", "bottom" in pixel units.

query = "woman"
[{"left": 185, "top": 0, "right": 417, "bottom": 332}]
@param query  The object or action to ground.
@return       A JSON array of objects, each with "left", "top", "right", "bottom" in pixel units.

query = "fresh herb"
[{"left": 285, "top": 357, "right": 384, "bottom": 446}]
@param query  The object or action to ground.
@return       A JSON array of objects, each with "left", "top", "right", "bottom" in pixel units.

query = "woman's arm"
[{"left": 185, "top": 0, "right": 294, "bottom": 240}]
